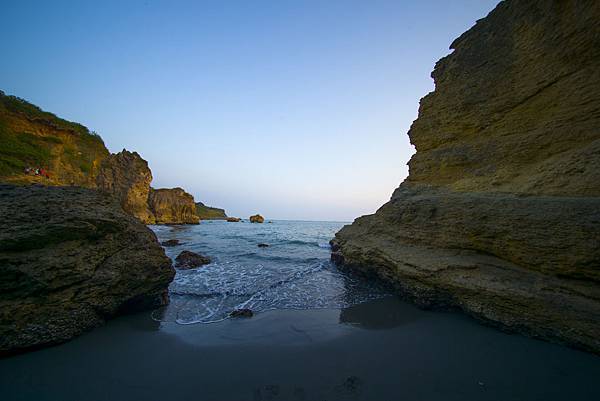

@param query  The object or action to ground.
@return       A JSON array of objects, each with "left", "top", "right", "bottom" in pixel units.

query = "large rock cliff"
[
  {"left": 0, "top": 91, "right": 205, "bottom": 225},
  {"left": 333, "top": 0, "right": 600, "bottom": 353},
  {"left": 149, "top": 187, "right": 200, "bottom": 224},
  {"left": 96, "top": 150, "right": 155, "bottom": 224},
  {"left": 0, "top": 185, "right": 175, "bottom": 355}
]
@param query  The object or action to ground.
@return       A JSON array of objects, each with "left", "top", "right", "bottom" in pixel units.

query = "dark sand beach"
[{"left": 1, "top": 296, "right": 599, "bottom": 401}]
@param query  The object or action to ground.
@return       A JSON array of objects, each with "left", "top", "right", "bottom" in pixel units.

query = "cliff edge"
[
  {"left": 333, "top": 0, "right": 600, "bottom": 353},
  {"left": 0, "top": 92, "right": 204, "bottom": 225},
  {"left": 195, "top": 202, "right": 228, "bottom": 220}
]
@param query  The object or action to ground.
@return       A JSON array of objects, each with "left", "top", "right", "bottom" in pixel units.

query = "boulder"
[
  {"left": 96, "top": 150, "right": 155, "bottom": 224},
  {"left": 333, "top": 0, "right": 600, "bottom": 354},
  {"left": 230, "top": 308, "right": 253, "bottom": 318},
  {"left": 161, "top": 239, "right": 181, "bottom": 247},
  {"left": 257, "top": 243, "right": 269, "bottom": 248},
  {"left": 249, "top": 214, "right": 264, "bottom": 223},
  {"left": 0, "top": 184, "right": 174, "bottom": 355},
  {"left": 226, "top": 217, "right": 241, "bottom": 222},
  {"left": 174, "top": 250, "right": 211, "bottom": 269},
  {"left": 148, "top": 187, "right": 200, "bottom": 225}
]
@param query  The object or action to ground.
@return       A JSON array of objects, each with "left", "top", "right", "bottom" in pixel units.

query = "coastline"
[{"left": 1, "top": 296, "right": 599, "bottom": 401}]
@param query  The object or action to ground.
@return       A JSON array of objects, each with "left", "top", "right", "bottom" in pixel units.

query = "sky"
[{"left": 0, "top": 0, "right": 499, "bottom": 221}]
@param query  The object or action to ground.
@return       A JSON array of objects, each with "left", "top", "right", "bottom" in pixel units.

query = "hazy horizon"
[{"left": 1, "top": 0, "right": 499, "bottom": 221}]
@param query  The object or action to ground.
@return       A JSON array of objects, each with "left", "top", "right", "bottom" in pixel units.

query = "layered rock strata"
[{"left": 333, "top": 0, "right": 600, "bottom": 354}]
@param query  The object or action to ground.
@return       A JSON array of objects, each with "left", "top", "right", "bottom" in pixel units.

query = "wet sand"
[{"left": 1, "top": 296, "right": 599, "bottom": 401}]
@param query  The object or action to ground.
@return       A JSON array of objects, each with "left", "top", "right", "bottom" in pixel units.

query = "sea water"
[{"left": 150, "top": 220, "right": 390, "bottom": 324}]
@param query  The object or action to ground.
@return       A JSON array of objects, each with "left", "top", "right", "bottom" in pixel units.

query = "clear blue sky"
[{"left": 1, "top": 0, "right": 499, "bottom": 221}]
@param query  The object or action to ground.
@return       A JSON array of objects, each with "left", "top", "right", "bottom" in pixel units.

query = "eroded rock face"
[
  {"left": 249, "top": 214, "right": 264, "bottom": 223},
  {"left": 148, "top": 187, "right": 200, "bottom": 224},
  {"left": 0, "top": 185, "right": 174, "bottom": 355},
  {"left": 96, "top": 150, "right": 155, "bottom": 223},
  {"left": 333, "top": 0, "right": 600, "bottom": 354}
]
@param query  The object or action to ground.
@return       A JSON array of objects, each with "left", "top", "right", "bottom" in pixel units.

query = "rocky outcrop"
[
  {"left": 249, "top": 214, "right": 264, "bottom": 223},
  {"left": 230, "top": 308, "right": 253, "bottom": 318},
  {"left": 0, "top": 185, "right": 174, "bottom": 355},
  {"left": 174, "top": 250, "right": 211, "bottom": 269},
  {"left": 195, "top": 202, "right": 228, "bottom": 220},
  {"left": 161, "top": 239, "right": 181, "bottom": 247},
  {"left": 96, "top": 150, "right": 155, "bottom": 223},
  {"left": 226, "top": 217, "right": 241, "bottom": 222},
  {"left": 333, "top": 0, "right": 600, "bottom": 354},
  {"left": 149, "top": 187, "right": 200, "bottom": 225}
]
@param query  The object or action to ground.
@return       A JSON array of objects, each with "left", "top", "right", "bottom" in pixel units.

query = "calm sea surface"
[{"left": 150, "top": 220, "right": 390, "bottom": 324}]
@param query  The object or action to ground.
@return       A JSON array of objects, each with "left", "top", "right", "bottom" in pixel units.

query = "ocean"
[{"left": 150, "top": 220, "right": 390, "bottom": 324}]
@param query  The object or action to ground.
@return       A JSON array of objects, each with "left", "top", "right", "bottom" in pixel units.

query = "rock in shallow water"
[
  {"left": 249, "top": 214, "right": 264, "bottom": 223},
  {"left": 174, "top": 250, "right": 211, "bottom": 269},
  {"left": 0, "top": 184, "right": 174, "bottom": 356},
  {"left": 230, "top": 308, "right": 253, "bottom": 318},
  {"left": 333, "top": 0, "right": 600, "bottom": 354},
  {"left": 161, "top": 239, "right": 181, "bottom": 247}
]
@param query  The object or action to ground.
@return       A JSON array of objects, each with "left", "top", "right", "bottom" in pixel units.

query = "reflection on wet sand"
[{"left": 339, "top": 296, "right": 425, "bottom": 330}]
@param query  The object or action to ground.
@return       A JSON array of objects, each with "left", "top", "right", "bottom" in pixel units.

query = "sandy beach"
[{"left": 1, "top": 296, "right": 599, "bottom": 401}]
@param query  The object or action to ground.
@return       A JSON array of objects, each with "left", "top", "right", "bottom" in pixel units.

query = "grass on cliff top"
[
  {"left": 0, "top": 90, "right": 108, "bottom": 178},
  {"left": 196, "top": 203, "right": 228, "bottom": 219},
  {"left": 0, "top": 124, "right": 53, "bottom": 176},
  {"left": 0, "top": 90, "right": 103, "bottom": 140}
]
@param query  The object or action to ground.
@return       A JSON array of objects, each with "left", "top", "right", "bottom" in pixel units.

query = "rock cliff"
[
  {"left": 195, "top": 202, "right": 228, "bottom": 220},
  {"left": 0, "top": 91, "right": 208, "bottom": 225},
  {"left": 333, "top": 0, "right": 600, "bottom": 353},
  {"left": 149, "top": 187, "right": 200, "bottom": 224},
  {"left": 96, "top": 150, "right": 155, "bottom": 223},
  {"left": 0, "top": 185, "right": 174, "bottom": 355}
]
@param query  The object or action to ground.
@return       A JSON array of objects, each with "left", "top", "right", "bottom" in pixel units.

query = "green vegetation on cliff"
[
  {"left": 195, "top": 202, "right": 227, "bottom": 220},
  {"left": 0, "top": 90, "right": 108, "bottom": 185}
]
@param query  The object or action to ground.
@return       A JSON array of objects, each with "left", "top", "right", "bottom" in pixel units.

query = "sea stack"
[
  {"left": 331, "top": 0, "right": 600, "bottom": 354},
  {"left": 0, "top": 185, "right": 174, "bottom": 355},
  {"left": 249, "top": 214, "right": 265, "bottom": 223}
]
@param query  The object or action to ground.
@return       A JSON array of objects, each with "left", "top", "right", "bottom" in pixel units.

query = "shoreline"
[{"left": 2, "top": 296, "right": 599, "bottom": 401}]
